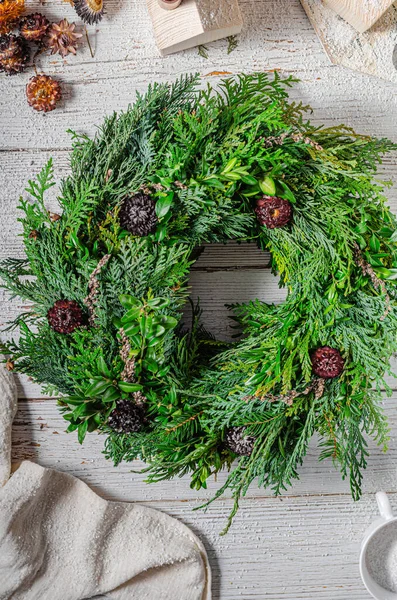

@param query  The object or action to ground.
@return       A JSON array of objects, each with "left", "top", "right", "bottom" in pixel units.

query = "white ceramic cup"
[{"left": 360, "top": 492, "right": 397, "bottom": 599}]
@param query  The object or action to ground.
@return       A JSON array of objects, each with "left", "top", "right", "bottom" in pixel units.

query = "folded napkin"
[{"left": 0, "top": 363, "right": 211, "bottom": 600}]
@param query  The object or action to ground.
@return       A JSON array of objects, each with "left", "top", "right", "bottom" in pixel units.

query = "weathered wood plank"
[
  {"left": 151, "top": 493, "right": 387, "bottom": 599},
  {"left": 9, "top": 405, "right": 395, "bottom": 599},
  {"left": 1, "top": 1, "right": 397, "bottom": 149},
  {"left": 11, "top": 393, "right": 397, "bottom": 502},
  {"left": 2, "top": 66, "right": 397, "bottom": 149}
]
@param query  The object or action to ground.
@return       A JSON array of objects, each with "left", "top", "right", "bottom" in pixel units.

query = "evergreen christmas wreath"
[{"left": 2, "top": 73, "right": 397, "bottom": 532}]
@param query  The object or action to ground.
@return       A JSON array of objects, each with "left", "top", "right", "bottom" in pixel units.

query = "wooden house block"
[
  {"left": 300, "top": 0, "right": 397, "bottom": 83},
  {"left": 146, "top": 0, "right": 243, "bottom": 56},
  {"left": 323, "top": 0, "right": 395, "bottom": 33}
]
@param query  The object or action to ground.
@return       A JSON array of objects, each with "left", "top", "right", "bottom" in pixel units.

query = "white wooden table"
[{"left": 1, "top": 1, "right": 397, "bottom": 597}]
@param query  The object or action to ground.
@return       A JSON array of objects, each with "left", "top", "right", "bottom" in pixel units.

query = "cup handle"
[{"left": 376, "top": 491, "right": 393, "bottom": 520}]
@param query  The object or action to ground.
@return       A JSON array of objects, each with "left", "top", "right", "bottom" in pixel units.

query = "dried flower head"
[
  {"left": 19, "top": 13, "right": 50, "bottom": 42},
  {"left": 73, "top": 0, "right": 104, "bottom": 25},
  {"left": 0, "top": 34, "right": 20, "bottom": 60},
  {"left": 46, "top": 19, "right": 82, "bottom": 58},
  {"left": 0, "top": 34, "right": 29, "bottom": 75},
  {"left": 255, "top": 196, "right": 292, "bottom": 229},
  {"left": 311, "top": 346, "right": 344, "bottom": 379},
  {"left": 26, "top": 74, "right": 62, "bottom": 113},
  {"left": 0, "top": 0, "right": 24, "bottom": 34},
  {"left": 47, "top": 300, "right": 84, "bottom": 334}
]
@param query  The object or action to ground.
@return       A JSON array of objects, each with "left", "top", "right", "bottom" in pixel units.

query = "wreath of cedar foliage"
[{"left": 2, "top": 73, "right": 397, "bottom": 532}]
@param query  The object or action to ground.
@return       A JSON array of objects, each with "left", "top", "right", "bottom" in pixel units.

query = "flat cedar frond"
[{"left": 2, "top": 73, "right": 397, "bottom": 533}]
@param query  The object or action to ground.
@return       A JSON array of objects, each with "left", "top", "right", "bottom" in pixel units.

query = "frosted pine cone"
[
  {"left": 255, "top": 196, "right": 292, "bottom": 229},
  {"left": 311, "top": 346, "right": 344, "bottom": 379},
  {"left": 226, "top": 426, "right": 256, "bottom": 456},
  {"left": 119, "top": 194, "right": 158, "bottom": 237}
]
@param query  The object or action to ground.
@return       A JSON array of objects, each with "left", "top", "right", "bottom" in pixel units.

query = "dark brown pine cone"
[
  {"left": 311, "top": 346, "right": 344, "bottom": 378},
  {"left": 119, "top": 193, "right": 158, "bottom": 237},
  {"left": 47, "top": 300, "right": 84, "bottom": 334},
  {"left": 255, "top": 196, "right": 292, "bottom": 229},
  {"left": 108, "top": 400, "right": 146, "bottom": 434}
]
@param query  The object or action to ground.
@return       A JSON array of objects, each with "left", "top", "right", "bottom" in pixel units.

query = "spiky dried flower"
[
  {"left": 119, "top": 193, "right": 158, "bottom": 237},
  {"left": 46, "top": 18, "right": 82, "bottom": 58},
  {"left": 311, "top": 347, "right": 344, "bottom": 379},
  {"left": 26, "top": 74, "right": 62, "bottom": 112},
  {"left": 0, "top": 34, "right": 29, "bottom": 75},
  {"left": 255, "top": 196, "right": 292, "bottom": 229},
  {"left": 47, "top": 300, "right": 84, "bottom": 334},
  {"left": 19, "top": 13, "right": 50, "bottom": 42},
  {"left": 0, "top": 34, "right": 21, "bottom": 60},
  {"left": 73, "top": 0, "right": 104, "bottom": 25},
  {"left": 0, "top": 0, "right": 24, "bottom": 34}
]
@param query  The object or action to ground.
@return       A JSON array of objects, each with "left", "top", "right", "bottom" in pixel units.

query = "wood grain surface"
[
  {"left": 323, "top": 0, "right": 395, "bottom": 32},
  {"left": 1, "top": 1, "right": 397, "bottom": 598}
]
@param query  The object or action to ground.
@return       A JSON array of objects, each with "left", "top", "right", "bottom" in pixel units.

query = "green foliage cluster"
[{"left": 2, "top": 73, "right": 397, "bottom": 532}]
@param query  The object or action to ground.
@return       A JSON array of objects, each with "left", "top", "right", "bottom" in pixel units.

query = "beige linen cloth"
[{"left": 0, "top": 363, "right": 211, "bottom": 600}]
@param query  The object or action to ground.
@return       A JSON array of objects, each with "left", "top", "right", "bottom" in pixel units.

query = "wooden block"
[
  {"left": 323, "top": 0, "right": 395, "bottom": 33},
  {"left": 146, "top": 0, "right": 243, "bottom": 56},
  {"left": 300, "top": 0, "right": 397, "bottom": 83}
]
